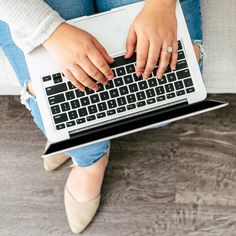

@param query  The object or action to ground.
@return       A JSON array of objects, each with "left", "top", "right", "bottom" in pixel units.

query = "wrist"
[{"left": 145, "top": 0, "right": 176, "bottom": 11}]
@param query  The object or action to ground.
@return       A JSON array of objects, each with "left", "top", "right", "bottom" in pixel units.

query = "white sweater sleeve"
[{"left": 0, "top": 0, "right": 65, "bottom": 53}]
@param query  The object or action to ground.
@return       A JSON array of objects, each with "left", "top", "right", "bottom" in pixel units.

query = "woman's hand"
[
  {"left": 125, "top": 0, "right": 177, "bottom": 80},
  {"left": 43, "top": 23, "right": 114, "bottom": 91}
]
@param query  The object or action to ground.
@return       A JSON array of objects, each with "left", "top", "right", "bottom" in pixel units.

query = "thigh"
[
  {"left": 180, "top": 0, "right": 203, "bottom": 41},
  {"left": 95, "top": 0, "right": 142, "bottom": 12}
]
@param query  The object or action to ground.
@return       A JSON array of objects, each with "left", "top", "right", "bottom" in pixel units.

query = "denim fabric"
[{"left": 0, "top": 0, "right": 203, "bottom": 166}]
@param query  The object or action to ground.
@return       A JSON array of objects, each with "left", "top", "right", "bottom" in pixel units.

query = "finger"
[
  {"left": 157, "top": 43, "right": 172, "bottom": 79},
  {"left": 88, "top": 48, "right": 114, "bottom": 80},
  {"left": 136, "top": 37, "right": 149, "bottom": 77},
  {"left": 170, "top": 40, "right": 178, "bottom": 70},
  {"left": 79, "top": 57, "right": 108, "bottom": 85},
  {"left": 125, "top": 27, "right": 137, "bottom": 59},
  {"left": 92, "top": 38, "right": 114, "bottom": 64},
  {"left": 70, "top": 64, "right": 99, "bottom": 91},
  {"left": 143, "top": 41, "right": 161, "bottom": 80},
  {"left": 64, "top": 69, "right": 85, "bottom": 91}
]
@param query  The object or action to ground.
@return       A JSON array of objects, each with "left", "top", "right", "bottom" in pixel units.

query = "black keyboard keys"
[
  {"left": 52, "top": 73, "right": 63, "bottom": 84},
  {"left": 116, "top": 67, "right": 126, "bottom": 76},
  {"left": 68, "top": 110, "right": 78, "bottom": 120},
  {"left": 117, "top": 107, "right": 126, "bottom": 113},
  {"left": 48, "top": 94, "right": 65, "bottom": 105},
  {"left": 53, "top": 113, "right": 68, "bottom": 124},
  {"left": 186, "top": 87, "right": 195, "bottom": 93},
  {"left": 105, "top": 80, "right": 114, "bottom": 90},
  {"left": 174, "top": 81, "right": 184, "bottom": 90},
  {"left": 178, "top": 51, "right": 185, "bottom": 60},
  {"left": 42, "top": 75, "right": 51, "bottom": 82},
  {"left": 117, "top": 97, "right": 127, "bottom": 106},
  {"left": 86, "top": 88, "right": 95, "bottom": 95},
  {"left": 138, "top": 81, "right": 148, "bottom": 90},
  {"left": 87, "top": 115, "right": 96, "bottom": 122},
  {"left": 146, "top": 89, "right": 155, "bottom": 98},
  {"left": 148, "top": 78, "right": 158, "bottom": 87},
  {"left": 166, "top": 93, "right": 176, "bottom": 99},
  {"left": 68, "top": 81, "right": 76, "bottom": 90},
  {"left": 155, "top": 86, "right": 165, "bottom": 96},
  {"left": 98, "top": 102, "right": 107, "bottom": 111},
  {"left": 127, "top": 94, "right": 136, "bottom": 103},
  {"left": 136, "top": 91, "right": 146, "bottom": 101},
  {"left": 124, "top": 75, "right": 133, "bottom": 84},
  {"left": 77, "top": 118, "right": 86, "bottom": 124},
  {"left": 158, "top": 76, "right": 167, "bottom": 85},
  {"left": 56, "top": 123, "right": 65, "bottom": 130},
  {"left": 119, "top": 86, "right": 129, "bottom": 95},
  {"left": 127, "top": 104, "right": 136, "bottom": 110},
  {"left": 176, "top": 90, "right": 185, "bottom": 96},
  {"left": 100, "top": 91, "right": 109, "bottom": 101},
  {"left": 97, "top": 112, "right": 106, "bottom": 119},
  {"left": 65, "top": 91, "right": 75, "bottom": 100},
  {"left": 78, "top": 108, "right": 88, "bottom": 117},
  {"left": 167, "top": 73, "right": 177, "bottom": 82},
  {"left": 107, "top": 99, "right": 117, "bottom": 109},
  {"left": 75, "top": 89, "right": 85, "bottom": 98},
  {"left": 90, "top": 94, "right": 100, "bottom": 104},
  {"left": 88, "top": 105, "right": 98, "bottom": 114},
  {"left": 109, "top": 88, "right": 119, "bottom": 98},
  {"left": 46, "top": 83, "right": 67, "bottom": 96},
  {"left": 80, "top": 97, "right": 90, "bottom": 106},
  {"left": 129, "top": 83, "right": 138, "bottom": 93},
  {"left": 184, "top": 78, "right": 193, "bottom": 87},
  {"left": 177, "top": 69, "right": 190, "bottom": 79},
  {"left": 70, "top": 99, "right": 80, "bottom": 109},
  {"left": 66, "top": 121, "right": 76, "bottom": 127},
  {"left": 126, "top": 64, "right": 135, "bottom": 74},
  {"left": 165, "top": 84, "right": 174, "bottom": 93},
  {"left": 176, "top": 60, "right": 188, "bottom": 70},
  {"left": 61, "top": 102, "right": 70, "bottom": 112},
  {"left": 114, "top": 77, "right": 124, "bottom": 87},
  {"left": 51, "top": 105, "right": 60, "bottom": 115},
  {"left": 137, "top": 101, "right": 146, "bottom": 107},
  {"left": 178, "top": 40, "right": 183, "bottom": 50}
]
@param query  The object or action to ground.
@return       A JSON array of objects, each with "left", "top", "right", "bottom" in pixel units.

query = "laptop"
[{"left": 25, "top": 1, "right": 228, "bottom": 157}]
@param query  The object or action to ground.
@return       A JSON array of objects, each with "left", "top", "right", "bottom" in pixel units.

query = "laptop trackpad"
[{"left": 72, "top": 9, "right": 130, "bottom": 55}]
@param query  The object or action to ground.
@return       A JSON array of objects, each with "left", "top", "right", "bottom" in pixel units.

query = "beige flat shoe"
[
  {"left": 43, "top": 141, "right": 70, "bottom": 171},
  {"left": 64, "top": 187, "right": 100, "bottom": 233}
]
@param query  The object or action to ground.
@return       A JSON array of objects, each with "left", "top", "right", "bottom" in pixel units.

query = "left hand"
[{"left": 125, "top": 0, "right": 178, "bottom": 80}]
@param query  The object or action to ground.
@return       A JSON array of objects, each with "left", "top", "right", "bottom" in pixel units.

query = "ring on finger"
[{"left": 162, "top": 46, "right": 173, "bottom": 53}]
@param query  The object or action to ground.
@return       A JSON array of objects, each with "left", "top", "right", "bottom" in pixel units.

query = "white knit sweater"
[{"left": 0, "top": 0, "right": 65, "bottom": 53}]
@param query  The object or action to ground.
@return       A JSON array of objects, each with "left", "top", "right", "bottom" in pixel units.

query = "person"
[{"left": 0, "top": 0, "right": 205, "bottom": 233}]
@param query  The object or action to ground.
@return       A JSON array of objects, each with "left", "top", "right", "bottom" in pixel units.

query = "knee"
[
  {"left": 27, "top": 81, "right": 36, "bottom": 96},
  {"left": 193, "top": 43, "right": 201, "bottom": 63}
]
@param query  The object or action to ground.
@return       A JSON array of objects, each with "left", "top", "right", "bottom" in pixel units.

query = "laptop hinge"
[{"left": 69, "top": 98, "right": 188, "bottom": 137}]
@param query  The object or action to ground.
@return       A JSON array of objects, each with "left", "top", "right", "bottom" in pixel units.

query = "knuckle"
[{"left": 91, "top": 69, "right": 100, "bottom": 78}]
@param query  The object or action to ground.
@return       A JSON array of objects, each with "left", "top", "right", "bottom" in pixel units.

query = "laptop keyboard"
[{"left": 42, "top": 40, "right": 195, "bottom": 131}]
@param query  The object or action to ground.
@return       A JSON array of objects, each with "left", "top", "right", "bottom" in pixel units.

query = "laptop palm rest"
[{"left": 43, "top": 99, "right": 227, "bottom": 157}]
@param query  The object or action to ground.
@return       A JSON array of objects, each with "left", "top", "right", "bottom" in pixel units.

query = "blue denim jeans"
[{"left": 0, "top": 0, "right": 204, "bottom": 167}]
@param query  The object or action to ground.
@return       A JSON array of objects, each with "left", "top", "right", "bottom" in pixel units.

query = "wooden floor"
[{"left": 0, "top": 94, "right": 236, "bottom": 236}]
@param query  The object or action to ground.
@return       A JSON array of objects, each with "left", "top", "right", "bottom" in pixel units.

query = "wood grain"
[{"left": 0, "top": 94, "right": 236, "bottom": 236}]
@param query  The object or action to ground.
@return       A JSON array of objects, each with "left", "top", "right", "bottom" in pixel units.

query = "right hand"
[{"left": 43, "top": 23, "right": 114, "bottom": 91}]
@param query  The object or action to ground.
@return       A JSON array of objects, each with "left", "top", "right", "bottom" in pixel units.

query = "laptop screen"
[{"left": 44, "top": 99, "right": 227, "bottom": 156}]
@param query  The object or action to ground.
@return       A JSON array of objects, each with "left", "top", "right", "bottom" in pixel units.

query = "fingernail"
[
  {"left": 136, "top": 71, "right": 141, "bottom": 77},
  {"left": 108, "top": 75, "right": 114, "bottom": 81},
  {"left": 172, "top": 66, "right": 176, "bottom": 71},
  {"left": 143, "top": 74, "right": 148, "bottom": 80},
  {"left": 157, "top": 74, "right": 162, "bottom": 80}
]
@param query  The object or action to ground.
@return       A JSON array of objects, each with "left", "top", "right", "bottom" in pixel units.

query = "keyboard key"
[
  {"left": 138, "top": 81, "right": 148, "bottom": 90},
  {"left": 136, "top": 91, "right": 146, "bottom": 101},
  {"left": 148, "top": 78, "right": 158, "bottom": 87},
  {"left": 97, "top": 85, "right": 105, "bottom": 92},
  {"left": 155, "top": 86, "right": 165, "bottom": 96},
  {"left": 86, "top": 115, "right": 96, "bottom": 122},
  {"left": 80, "top": 97, "right": 90, "bottom": 106},
  {"left": 78, "top": 107, "right": 88, "bottom": 117},
  {"left": 165, "top": 84, "right": 174, "bottom": 93},
  {"left": 61, "top": 102, "right": 70, "bottom": 112},
  {"left": 75, "top": 89, "right": 85, "bottom": 98},
  {"left": 68, "top": 81, "right": 76, "bottom": 90},
  {"left": 109, "top": 88, "right": 119, "bottom": 98},
  {"left": 53, "top": 113, "right": 68, "bottom": 124},
  {"left": 105, "top": 80, "right": 114, "bottom": 90},
  {"left": 126, "top": 64, "right": 135, "bottom": 74},
  {"left": 119, "top": 86, "right": 129, "bottom": 95},
  {"left": 76, "top": 118, "right": 86, "bottom": 124},
  {"left": 98, "top": 102, "right": 108, "bottom": 111},
  {"left": 88, "top": 105, "right": 98, "bottom": 114},
  {"left": 90, "top": 94, "right": 100, "bottom": 104},
  {"left": 110, "top": 54, "right": 136, "bottom": 68},
  {"left": 165, "top": 66, "right": 171, "bottom": 73},
  {"left": 97, "top": 112, "right": 106, "bottom": 119},
  {"left": 100, "top": 91, "right": 109, "bottom": 101},
  {"left": 137, "top": 101, "right": 146, "bottom": 107},
  {"left": 70, "top": 99, "right": 80, "bottom": 109},
  {"left": 147, "top": 98, "right": 156, "bottom": 104},
  {"left": 174, "top": 81, "right": 184, "bottom": 90},
  {"left": 42, "top": 75, "right": 51, "bottom": 82},
  {"left": 178, "top": 40, "right": 183, "bottom": 50},
  {"left": 56, "top": 123, "right": 65, "bottom": 130},
  {"left": 66, "top": 121, "right": 76, "bottom": 127},
  {"left": 133, "top": 73, "right": 142, "bottom": 82},
  {"left": 158, "top": 76, "right": 167, "bottom": 85},
  {"left": 116, "top": 67, "right": 126, "bottom": 76},
  {"left": 166, "top": 93, "right": 176, "bottom": 99},
  {"left": 178, "top": 51, "right": 185, "bottom": 60},
  {"left": 146, "top": 89, "right": 155, "bottom": 98},
  {"left": 127, "top": 94, "right": 136, "bottom": 103},
  {"left": 129, "top": 83, "right": 138, "bottom": 93},
  {"left": 156, "top": 95, "right": 166, "bottom": 102},
  {"left": 124, "top": 75, "right": 133, "bottom": 84},
  {"left": 48, "top": 94, "right": 65, "bottom": 105},
  {"left": 167, "top": 73, "right": 177, "bottom": 82},
  {"left": 184, "top": 78, "right": 194, "bottom": 87},
  {"left": 177, "top": 69, "right": 190, "bottom": 79},
  {"left": 86, "top": 88, "right": 95, "bottom": 95},
  {"left": 127, "top": 104, "right": 136, "bottom": 110},
  {"left": 176, "top": 60, "right": 188, "bottom": 70},
  {"left": 186, "top": 87, "right": 195, "bottom": 93},
  {"left": 117, "top": 97, "right": 127, "bottom": 106},
  {"left": 65, "top": 91, "right": 75, "bottom": 100},
  {"left": 114, "top": 77, "right": 124, "bottom": 87},
  {"left": 46, "top": 83, "right": 67, "bottom": 96},
  {"left": 153, "top": 67, "right": 158, "bottom": 76},
  {"left": 107, "top": 99, "right": 117, "bottom": 109},
  {"left": 52, "top": 73, "right": 63, "bottom": 83},
  {"left": 176, "top": 90, "right": 185, "bottom": 96},
  {"left": 51, "top": 105, "right": 60, "bottom": 115},
  {"left": 68, "top": 110, "right": 78, "bottom": 120},
  {"left": 117, "top": 106, "right": 126, "bottom": 113},
  {"left": 107, "top": 109, "right": 116, "bottom": 116}
]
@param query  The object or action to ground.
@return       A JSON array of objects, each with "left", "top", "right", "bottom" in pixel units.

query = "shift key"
[
  {"left": 46, "top": 83, "right": 67, "bottom": 96},
  {"left": 48, "top": 94, "right": 65, "bottom": 105},
  {"left": 53, "top": 113, "right": 68, "bottom": 124}
]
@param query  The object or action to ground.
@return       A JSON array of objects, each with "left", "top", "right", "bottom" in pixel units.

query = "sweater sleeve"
[{"left": 0, "top": 0, "right": 65, "bottom": 53}]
